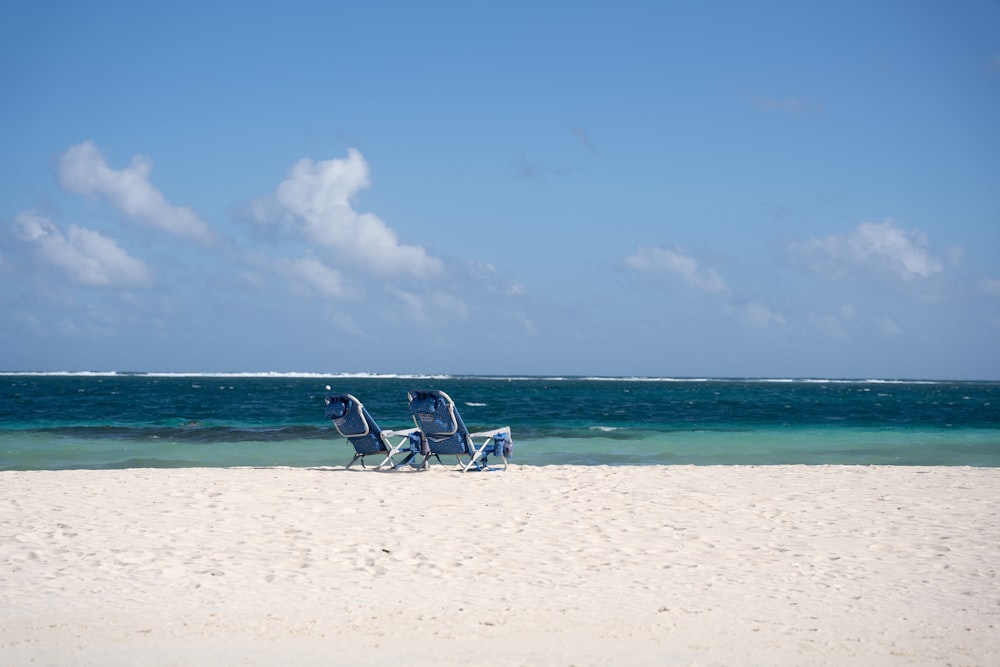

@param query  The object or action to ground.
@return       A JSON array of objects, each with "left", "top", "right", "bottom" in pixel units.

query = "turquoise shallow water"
[{"left": 2, "top": 374, "right": 998, "bottom": 469}]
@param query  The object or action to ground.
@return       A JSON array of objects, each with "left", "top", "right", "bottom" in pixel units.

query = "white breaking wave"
[
  {"left": 0, "top": 371, "right": 951, "bottom": 384},
  {"left": 0, "top": 371, "right": 455, "bottom": 380}
]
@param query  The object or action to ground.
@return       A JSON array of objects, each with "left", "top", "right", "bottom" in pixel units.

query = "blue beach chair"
[
  {"left": 407, "top": 389, "right": 513, "bottom": 472},
  {"left": 325, "top": 393, "right": 422, "bottom": 470}
]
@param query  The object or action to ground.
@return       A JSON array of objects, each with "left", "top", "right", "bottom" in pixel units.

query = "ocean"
[{"left": 2, "top": 373, "right": 999, "bottom": 470}]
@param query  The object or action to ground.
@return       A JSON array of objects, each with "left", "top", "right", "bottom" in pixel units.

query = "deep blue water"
[{"left": 1, "top": 373, "right": 999, "bottom": 469}]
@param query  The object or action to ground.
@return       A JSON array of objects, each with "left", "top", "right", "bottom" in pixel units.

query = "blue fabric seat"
[
  {"left": 325, "top": 393, "right": 421, "bottom": 469},
  {"left": 407, "top": 389, "right": 512, "bottom": 472}
]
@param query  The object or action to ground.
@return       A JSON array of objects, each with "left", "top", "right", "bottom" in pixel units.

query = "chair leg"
[
  {"left": 461, "top": 443, "right": 507, "bottom": 472},
  {"left": 392, "top": 451, "right": 417, "bottom": 469},
  {"left": 462, "top": 442, "right": 488, "bottom": 472},
  {"left": 376, "top": 448, "right": 406, "bottom": 469},
  {"left": 416, "top": 453, "right": 446, "bottom": 470}
]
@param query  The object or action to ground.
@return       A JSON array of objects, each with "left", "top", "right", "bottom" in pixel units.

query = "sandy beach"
[{"left": 1, "top": 465, "right": 997, "bottom": 666}]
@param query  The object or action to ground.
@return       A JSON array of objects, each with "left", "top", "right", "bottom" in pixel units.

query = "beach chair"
[
  {"left": 407, "top": 389, "right": 513, "bottom": 472},
  {"left": 324, "top": 393, "right": 421, "bottom": 470}
]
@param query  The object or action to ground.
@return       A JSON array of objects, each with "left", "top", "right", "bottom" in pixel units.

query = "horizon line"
[{"left": 0, "top": 371, "right": 993, "bottom": 384}]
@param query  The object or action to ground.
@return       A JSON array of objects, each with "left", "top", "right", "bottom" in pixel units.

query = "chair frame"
[
  {"left": 325, "top": 393, "right": 420, "bottom": 470},
  {"left": 407, "top": 389, "right": 511, "bottom": 472}
]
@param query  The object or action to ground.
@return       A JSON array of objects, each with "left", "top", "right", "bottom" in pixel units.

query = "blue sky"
[{"left": 2, "top": 1, "right": 999, "bottom": 379}]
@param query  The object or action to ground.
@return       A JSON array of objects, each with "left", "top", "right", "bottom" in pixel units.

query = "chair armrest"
[
  {"left": 468, "top": 426, "right": 511, "bottom": 439},
  {"left": 382, "top": 427, "right": 420, "bottom": 438}
]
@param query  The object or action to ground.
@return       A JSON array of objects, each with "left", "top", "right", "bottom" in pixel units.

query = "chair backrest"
[
  {"left": 325, "top": 394, "right": 387, "bottom": 455},
  {"left": 407, "top": 389, "right": 471, "bottom": 456}
]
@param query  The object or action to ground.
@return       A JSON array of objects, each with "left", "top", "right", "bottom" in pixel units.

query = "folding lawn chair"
[
  {"left": 325, "top": 393, "right": 421, "bottom": 469},
  {"left": 407, "top": 389, "right": 513, "bottom": 472}
]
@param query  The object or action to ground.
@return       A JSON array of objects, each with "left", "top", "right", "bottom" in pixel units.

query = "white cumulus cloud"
[
  {"left": 790, "top": 219, "right": 943, "bottom": 282},
  {"left": 57, "top": 141, "right": 215, "bottom": 244},
  {"left": 267, "top": 149, "right": 442, "bottom": 278},
  {"left": 13, "top": 210, "right": 153, "bottom": 288},
  {"left": 624, "top": 245, "right": 729, "bottom": 295}
]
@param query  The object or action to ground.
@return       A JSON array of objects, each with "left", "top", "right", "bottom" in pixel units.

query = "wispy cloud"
[
  {"left": 571, "top": 126, "right": 599, "bottom": 155},
  {"left": 624, "top": 245, "right": 729, "bottom": 295},
  {"left": 57, "top": 141, "right": 216, "bottom": 244},
  {"left": 809, "top": 305, "right": 902, "bottom": 339},
  {"left": 386, "top": 286, "right": 468, "bottom": 326},
  {"left": 466, "top": 260, "right": 526, "bottom": 297},
  {"left": 326, "top": 310, "right": 366, "bottom": 336},
  {"left": 12, "top": 210, "right": 153, "bottom": 288},
  {"left": 514, "top": 154, "right": 543, "bottom": 180},
  {"left": 725, "top": 302, "right": 786, "bottom": 328},
  {"left": 789, "top": 219, "right": 944, "bottom": 283},
  {"left": 274, "top": 255, "right": 346, "bottom": 299},
  {"left": 978, "top": 278, "right": 1000, "bottom": 298},
  {"left": 258, "top": 149, "right": 442, "bottom": 278},
  {"left": 741, "top": 91, "right": 821, "bottom": 115},
  {"left": 874, "top": 315, "right": 901, "bottom": 335},
  {"left": 512, "top": 153, "right": 569, "bottom": 181},
  {"left": 811, "top": 311, "right": 851, "bottom": 340}
]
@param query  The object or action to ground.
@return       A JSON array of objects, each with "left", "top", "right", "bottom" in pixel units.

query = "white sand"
[{"left": 1, "top": 465, "right": 998, "bottom": 666}]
